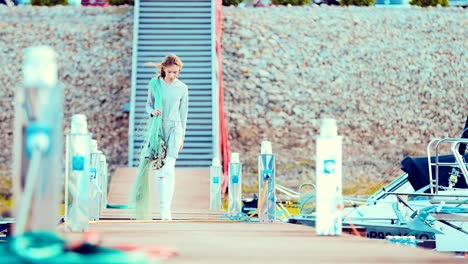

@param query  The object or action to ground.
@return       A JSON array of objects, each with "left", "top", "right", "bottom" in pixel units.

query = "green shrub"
[
  {"left": 108, "top": 0, "right": 134, "bottom": 5},
  {"left": 271, "top": 0, "right": 311, "bottom": 5},
  {"left": 410, "top": 0, "right": 448, "bottom": 7},
  {"left": 31, "top": 0, "right": 68, "bottom": 5},
  {"left": 340, "top": 0, "right": 375, "bottom": 6},
  {"left": 0, "top": 171, "right": 12, "bottom": 200},
  {"left": 222, "top": 0, "right": 243, "bottom": 6}
]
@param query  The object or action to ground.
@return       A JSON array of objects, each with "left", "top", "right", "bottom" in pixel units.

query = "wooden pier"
[{"left": 62, "top": 168, "right": 465, "bottom": 263}]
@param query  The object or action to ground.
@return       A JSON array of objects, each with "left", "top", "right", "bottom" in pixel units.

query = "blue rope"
[{"left": 220, "top": 212, "right": 258, "bottom": 222}]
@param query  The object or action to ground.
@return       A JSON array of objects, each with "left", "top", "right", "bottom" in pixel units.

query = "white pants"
[{"left": 155, "top": 157, "right": 176, "bottom": 220}]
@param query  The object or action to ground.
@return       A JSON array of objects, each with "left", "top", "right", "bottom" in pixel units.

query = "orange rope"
[
  {"left": 110, "top": 244, "right": 179, "bottom": 260},
  {"left": 67, "top": 230, "right": 179, "bottom": 260},
  {"left": 228, "top": 179, "right": 269, "bottom": 222},
  {"left": 343, "top": 214, "right": 361, "bottom": 237}
]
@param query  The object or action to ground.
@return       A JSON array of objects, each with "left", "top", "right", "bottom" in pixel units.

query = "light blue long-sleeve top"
[{"left": 145, "top": 77, "right": 189, "bottom": 159}]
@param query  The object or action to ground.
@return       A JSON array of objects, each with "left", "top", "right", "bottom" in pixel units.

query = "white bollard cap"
[
  {"left": 230, "top": 152, "right": 240, "bottom": 163},
  {"left": 91, "top": 140, "right": 98, "bottom": 152},
  {"left": 320, "top": 118, "right": 337, "bottom": 137},
  {"left": 212, "top": 157, "right": 221, "bottom": 166},
  {"left": 261, "top": 141, "right": 272, "bottom": 155},
  {"left": 71, "top": 114, "right": 88, "bottom": 134},
  {"left": 23, "top": 46, "right": 58, "bottom": 88}
]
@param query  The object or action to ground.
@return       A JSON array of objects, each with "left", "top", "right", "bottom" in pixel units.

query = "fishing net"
[{"left": 128, "top": 78, "right": 165, "bottom": 220}]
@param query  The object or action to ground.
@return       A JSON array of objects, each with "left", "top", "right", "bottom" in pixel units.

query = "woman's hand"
[
  {"left": 151, "top": 109, "right": 162, "bottom": 117},
  {"left": 179, "top": 143, "right": 183, "bottom": 151}
]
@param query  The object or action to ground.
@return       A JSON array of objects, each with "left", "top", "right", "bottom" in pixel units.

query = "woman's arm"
[
  {"left": 145, "top": 81, "right": 155, "bottom": 117},
  {"left": 180, "top": 86, "right": 189, "bottom": 143}
]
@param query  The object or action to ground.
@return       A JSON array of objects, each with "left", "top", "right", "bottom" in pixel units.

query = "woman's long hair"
[{"left": 145, "top": 53, "right": 183, "bottom": 79}]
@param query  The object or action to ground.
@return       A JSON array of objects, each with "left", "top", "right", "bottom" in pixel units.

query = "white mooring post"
[
  {"left": 258, "top": 141, "right": 276, "bottom": 222},
  {"left": 99, "top": 154, "right": 108, "bottom": 213},
  {"left": 13, "top": 46, "right": 63, "bottom": 235},
  {"left": 89, "top": 140, "right": 102, "bottom": 222},
  {"left": 65, "top": 114, "right": 92, "bottom": 231},
  {"left": 315, "top": 118, "right": 343, "bottom": 236},
  {"left": 228, "top": 152, "right": 242, "bottom": 216},
  {"left": 210, "top": 157, "right": 223, "bottom": 211}
]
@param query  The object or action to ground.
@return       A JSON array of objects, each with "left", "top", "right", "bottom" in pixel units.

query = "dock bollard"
[
  {"left": 13, "top": 46, "right": 63, "bottom": 235},
  {"left": 228, "top": 152, "right": 242, "bottom": 216},
  {"left": 258, "top": 141, "right": 276, "bottom": 222},
  {"left": 315, "top": 118, "right": 343, "bottom": 236},
  {"left": 99, "top": 155, "right": 108, "bottom": 213},
  {"left": 65, "top": 114, "right": 92, "bottom": 231},
  {"left": 88, "top": 140, "right": 102, "bottom": 221},
  {"left": 209, "top": 157, "right": 222, "bottom": 211}
]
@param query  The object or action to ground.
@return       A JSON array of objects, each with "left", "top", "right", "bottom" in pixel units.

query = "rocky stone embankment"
[
  {"left": 221, "top": 6, "right": 467, "bottom": 193},
  {"left": 0, "top": 5, "right": 466, "bottom": 196},
  {"left": 0, "top": 6, "right": 133, "bottom": 185}
]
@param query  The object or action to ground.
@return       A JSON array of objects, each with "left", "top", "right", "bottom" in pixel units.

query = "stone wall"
[
  {"left": 221, "top": 6, "right": 467, "bottom": 193},
  {"left": 0, "top": 6, "right": 133, "bottom": 183},
  {"left": 0, "top": 5, "right": 466, "bottom": 195}
]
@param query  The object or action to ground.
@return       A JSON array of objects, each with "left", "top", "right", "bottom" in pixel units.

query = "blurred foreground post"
[{"left": 12, "top": 46, "right": 63, "bottom": 235}]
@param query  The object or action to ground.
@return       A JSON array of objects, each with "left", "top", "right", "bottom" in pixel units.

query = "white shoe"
[{"left": 160, "top": 209, "right": 172, "bottom": 221}]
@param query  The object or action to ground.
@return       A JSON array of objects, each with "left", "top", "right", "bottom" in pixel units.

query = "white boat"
[{"left": 291, "top": 135, "right": 468, "bottom": 253}]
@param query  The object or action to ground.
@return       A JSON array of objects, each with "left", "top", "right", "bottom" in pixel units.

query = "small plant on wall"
[
  {"left": 223, "top": 0, "right": 244, "bottom": 6},
  {"left": 271, "top": 0, "right": 311, "bottom": 5},
  {"left": 340, "top": 0, "right": 375, "bottom": 6},
  {"left": 410, "top": 0, "right": 448, "bottom": 7},
  {"left": 108, "top": 0, "right": 134, "bottom": 5},
  {"left": 31, "top": 0, "right": 68, "bottom": 5}
]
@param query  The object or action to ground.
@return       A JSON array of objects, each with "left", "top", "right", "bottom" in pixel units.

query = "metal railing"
[{"left": 426, "top": 138, "right": 468, "bottom": 194}]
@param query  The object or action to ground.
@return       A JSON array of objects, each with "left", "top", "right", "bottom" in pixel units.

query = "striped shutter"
[{"left": 129, "top": 0, "right": 217, "bottom": 167}]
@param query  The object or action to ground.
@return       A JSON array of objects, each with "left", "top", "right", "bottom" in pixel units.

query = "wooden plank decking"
[
  {"left": 102, "top": 167, "right": 221, "bottom": 220},
  {"left": 62, "top": 167, "right": 465, "bottom": 263}
]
